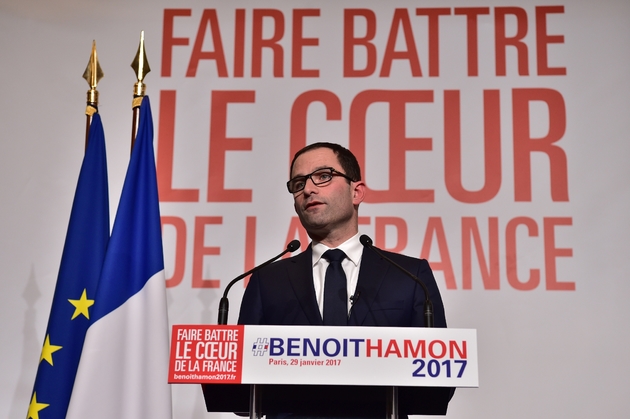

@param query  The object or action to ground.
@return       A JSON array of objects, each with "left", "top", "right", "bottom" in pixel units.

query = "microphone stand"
[
  {"left": 217, "top": 240, "right": 300, "bottom": 325},
  {"left": 214, "top": 240, "right": 300, "bottom": 419},
  {"left": 360, "top": 235, "right": 436, "bottom": 419},
  {"left": 360, "top": 235, "right": 434, "bottom": 328}
]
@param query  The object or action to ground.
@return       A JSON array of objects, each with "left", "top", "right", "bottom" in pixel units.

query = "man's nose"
[{"left": 302, "top": 176, "right": 319, "bottom": 194}]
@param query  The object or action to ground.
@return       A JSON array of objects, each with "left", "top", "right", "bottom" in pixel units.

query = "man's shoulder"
[
  {"left": 363, "top": 247, "right": 435, "bottom": 279},
  {"left": 258, "top": 247, "right": 311, "bottom": 273},
  {"left": 369, "top": 247, "right": 428, "bottom": 266}
]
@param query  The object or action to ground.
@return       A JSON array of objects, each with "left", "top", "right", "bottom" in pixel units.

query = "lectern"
[
  {"left": 169, "top": 325, "right": 477, "bottom": 418},
  {"left": 202, "top": 383, "right": 453, "bottom": 417}
]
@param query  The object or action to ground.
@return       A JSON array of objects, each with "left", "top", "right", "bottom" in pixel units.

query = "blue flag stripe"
[{"left": 91, "top": 96, "right": 164, "bottom": 323}]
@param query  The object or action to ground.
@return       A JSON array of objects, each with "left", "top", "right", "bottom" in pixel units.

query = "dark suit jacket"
[{"left": 238, "top": 245, "right": 447, "bottom": 328}]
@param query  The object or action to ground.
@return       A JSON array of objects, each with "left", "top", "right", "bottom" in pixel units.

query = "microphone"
[
  {"left": 217, "top": 240, "right": 301, "bottom": 325},
  {"left": 348, "top": 290, "right": 361, "bottom": 320},
  {"left": 349, "top": 291, "right": 361, "bottom": 305},
  {"left": 359, "top": 235, "right": 434, "bottom": 328}
]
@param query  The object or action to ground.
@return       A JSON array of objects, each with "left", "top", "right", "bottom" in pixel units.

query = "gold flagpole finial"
[
  {"left": 130, "top": 31, "right": 151, "bottom": 150},
  {"left": 83, "top": 40, "right": 103, "bottom": 116},
  {"left": 83, "top": 40, "right": 103, "bottom": 150},
  {"left": 131, "top": 30, "right": 151, "bottom": 109}
]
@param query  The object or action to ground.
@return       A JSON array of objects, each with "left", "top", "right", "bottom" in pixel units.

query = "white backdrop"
[{"left": 2, "top": 0, "right": 630, "bottom": 418}]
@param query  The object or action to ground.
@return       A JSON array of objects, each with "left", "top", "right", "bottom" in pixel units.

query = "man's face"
[{"left": 290, "top": 147, "right": 364, "bottom": 240}]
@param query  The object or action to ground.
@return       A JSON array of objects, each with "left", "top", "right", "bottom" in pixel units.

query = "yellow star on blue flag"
[
  {"left": 40, "top": 335, "right": 63, "bottom": 366},
  {"left": 68, "top": 289, "right": 95, "bottom": 320},
  {"left": 27, "top": 392, "right": 49, "bottom": 419}
]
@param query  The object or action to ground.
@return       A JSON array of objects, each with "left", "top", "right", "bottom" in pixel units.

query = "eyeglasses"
[{"left": 286, "top": 167, "right": 354, "bottom": 194}]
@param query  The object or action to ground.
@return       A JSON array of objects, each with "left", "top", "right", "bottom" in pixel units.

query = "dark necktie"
[{"left": 322, "top": 249, "right": 348, "bottom": 326}]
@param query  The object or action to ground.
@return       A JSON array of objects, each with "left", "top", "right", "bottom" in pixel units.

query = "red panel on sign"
[{"left": 169, "top": 325, "right": 245, "bottom": 384}]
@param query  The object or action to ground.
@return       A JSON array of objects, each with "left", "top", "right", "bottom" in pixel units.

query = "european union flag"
[{"left": 28, "top": 114, "right": 109, "bottom": 419}]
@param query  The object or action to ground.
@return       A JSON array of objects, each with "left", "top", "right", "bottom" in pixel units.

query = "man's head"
[
  {"left": 288, "top": 143, "right": 365, "bottom": 246},
  {"left": 290, "top": 142, "right": 362, "bottom": 182}
]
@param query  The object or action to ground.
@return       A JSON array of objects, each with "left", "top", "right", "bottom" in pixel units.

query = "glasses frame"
[{"left": 286, "top": 167, "right": 354, "bottom": 194}]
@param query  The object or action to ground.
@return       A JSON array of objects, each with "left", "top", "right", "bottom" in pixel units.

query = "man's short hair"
[{"left": 290, "top": 142, "right": 362, "bottom": 181}]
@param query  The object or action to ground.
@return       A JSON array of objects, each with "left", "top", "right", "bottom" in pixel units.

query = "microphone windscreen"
[
  {"left": 287, "top": 239, "right": 301, "bottom": 252},
  {"left": 359, "top": 234, "right": 373, "bottom": 247}
]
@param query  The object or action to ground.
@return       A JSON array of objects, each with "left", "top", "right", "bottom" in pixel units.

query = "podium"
[
  {"left": 169, "top": 325, "right": 477, "bottom": 417},
  {"left": 201, "top": 383, "right": 453, "bottom": 416}
]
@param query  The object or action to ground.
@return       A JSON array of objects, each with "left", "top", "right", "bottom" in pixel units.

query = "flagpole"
[
  {"left": 82, "top": 40, "right": 103, "bottom": 150},
  {"left": 130, "top": 30, "right": 150, "bottom": 151}
]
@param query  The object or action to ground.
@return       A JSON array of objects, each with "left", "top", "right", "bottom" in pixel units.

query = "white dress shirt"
[{"left": 311, "top": 232, "right": 363, "bottom": 317}]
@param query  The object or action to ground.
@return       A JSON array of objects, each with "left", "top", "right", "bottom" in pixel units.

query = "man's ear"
[{"left": 352, "top": 181, "right": 366, "bottom": 206}]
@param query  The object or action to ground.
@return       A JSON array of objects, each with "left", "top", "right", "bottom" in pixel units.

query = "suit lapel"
[
  {"left": 286, "top": 246, "right": 323, "bottom": 325},
  {"left": 349, "top": 248, "right": 390, "bottom": 326}
]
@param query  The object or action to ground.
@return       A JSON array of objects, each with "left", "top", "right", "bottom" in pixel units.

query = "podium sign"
[{"left": 169, "top": 325, "right": 478, "bottom": 388}]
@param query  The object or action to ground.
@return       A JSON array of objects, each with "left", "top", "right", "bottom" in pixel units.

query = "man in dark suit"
[
  {"left": 237, "top": 142, "right": 450, "bottom": 416},
  {"left": 238, "top": 235, "right": 446, "bottom": 327}
]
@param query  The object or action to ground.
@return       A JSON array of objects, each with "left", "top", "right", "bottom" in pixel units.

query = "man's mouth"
[{"left": 304, "top": 201, "right": 323, "bottom": 210}]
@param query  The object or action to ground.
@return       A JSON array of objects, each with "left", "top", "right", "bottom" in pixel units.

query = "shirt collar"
[{"left": 311, "top": 232, "right": 363, "bottom": 267}]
